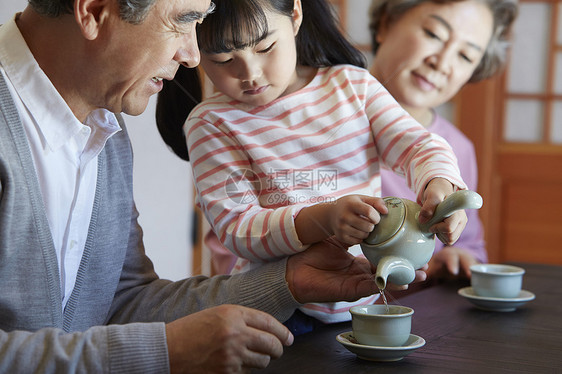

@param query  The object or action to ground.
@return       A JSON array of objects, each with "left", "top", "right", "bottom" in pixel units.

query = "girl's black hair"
[
  {"left": 156, "top": 0, "right": 366, "bottom": 161},
  {"left": 155, "top": 66, "right": 202, "bottom": 161}
]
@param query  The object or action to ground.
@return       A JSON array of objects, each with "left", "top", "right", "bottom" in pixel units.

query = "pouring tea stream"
[{"left": 361, "top": 190, "right": 483, "bottom": 290}]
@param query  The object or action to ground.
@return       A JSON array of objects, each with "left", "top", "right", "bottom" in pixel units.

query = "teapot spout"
[{"left": 374, "top": 256, "right": 416, "bottom": 290}]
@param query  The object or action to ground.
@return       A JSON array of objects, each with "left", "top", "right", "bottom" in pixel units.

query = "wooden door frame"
[
  {"left": 457, "top": 0, "right": 562, "bottom": 264},
  {"left": 456, "top": 77, "right": 504, "bottom": 262}
]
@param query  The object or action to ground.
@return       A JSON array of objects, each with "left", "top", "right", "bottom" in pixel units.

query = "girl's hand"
[
  {"left": 329, "top": 195, "right": 387, "bottom": 246},
  {"left": 419, "top": 178, "right": 468, "bottom": 245}
]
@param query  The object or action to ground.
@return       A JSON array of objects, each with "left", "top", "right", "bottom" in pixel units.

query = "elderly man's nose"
[{"left": 175, "top": 35, "right": 201, "bottom": 68}]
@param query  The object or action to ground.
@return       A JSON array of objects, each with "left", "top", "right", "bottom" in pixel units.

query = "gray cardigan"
[{"left": 0, "top": 73, "right": 299, "bottom": 373}]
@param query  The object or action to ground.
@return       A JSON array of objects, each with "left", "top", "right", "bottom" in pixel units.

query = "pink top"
[{"left": 381, "top": 113, "right": 487, "bottom": 262}]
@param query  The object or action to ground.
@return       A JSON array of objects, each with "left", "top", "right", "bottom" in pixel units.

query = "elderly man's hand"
[
  {"left": 286, "top": 238, "right": 427, "bottom": 304},
  {"left": 166, "top": 305, "right": 293, "bottom": 374}
]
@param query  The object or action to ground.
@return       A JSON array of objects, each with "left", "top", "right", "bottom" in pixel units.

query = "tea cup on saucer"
[
  {"left": 470, "top": 264, "right": 524, "bottom": 299},
  {"left": 350, "top": 305, "right": 413, "bottom": 347}
]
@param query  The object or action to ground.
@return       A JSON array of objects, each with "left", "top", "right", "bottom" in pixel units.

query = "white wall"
[
  {"left": 123, "top": 99, "right": 193, "bottom": 282},
  {"left": 1, "top": 0, "right": 23, "bottom": 21},
  {"left": 1, "top": 0, "right": 194, "bottom": 281}
]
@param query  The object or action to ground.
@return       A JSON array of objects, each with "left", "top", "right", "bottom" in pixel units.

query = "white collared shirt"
[{"left": 0, "top": 15, "right": 121, "bottom": 310}]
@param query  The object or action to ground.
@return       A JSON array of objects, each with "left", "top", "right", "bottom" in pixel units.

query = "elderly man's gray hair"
[{"left": 28, "top": 0, "right": 156, "bottom": 24}]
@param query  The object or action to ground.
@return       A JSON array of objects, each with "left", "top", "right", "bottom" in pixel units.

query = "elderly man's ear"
[{"left": 74, "top": 0, "right": 114, "bottom": 40}]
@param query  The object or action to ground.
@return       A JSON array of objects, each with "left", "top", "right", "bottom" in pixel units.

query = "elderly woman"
[{"left": 369, "top": 0, "right": 518, "bottom": 280}]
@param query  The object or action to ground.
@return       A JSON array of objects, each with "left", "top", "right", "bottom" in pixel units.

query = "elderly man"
[{"left": 0, "top": 0, "right": 425, "bottom": 372}]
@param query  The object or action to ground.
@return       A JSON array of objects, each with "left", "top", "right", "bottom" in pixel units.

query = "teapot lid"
[{"left": 363, "top": 197, "right": 406, "bottom": 245}]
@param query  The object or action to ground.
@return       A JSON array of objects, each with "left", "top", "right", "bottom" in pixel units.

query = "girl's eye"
[
  {"left": 258, "top": 42, "right": 276, "bottom": 54},
  {"left": 207, "top": 54, "right": 233, "bottom": 65},
  {"left": 213, "top": 58, "right": 233, "bottom": 65}
]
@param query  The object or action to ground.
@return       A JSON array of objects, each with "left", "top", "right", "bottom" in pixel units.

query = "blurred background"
[{"left": 2, "top": 0, "right": 561, "bottom": 279}]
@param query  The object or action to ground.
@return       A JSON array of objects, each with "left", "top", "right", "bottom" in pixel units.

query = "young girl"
[
  {"left": 157, "top": 0, "right": 468, "bottom": 331},
  {"left": 369, "top": 0, "right": 518, "bottom": 280}
]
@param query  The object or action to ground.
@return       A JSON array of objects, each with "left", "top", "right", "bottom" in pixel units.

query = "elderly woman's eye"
[
  {"left": 460, "top": 53, "right": 473, "bottom": 63},
  {"left": 424, "top": 29, "right": 441, "bottom": 41}
]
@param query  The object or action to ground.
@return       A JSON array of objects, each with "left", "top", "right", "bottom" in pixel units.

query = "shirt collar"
[{"left": 0, "top": 15, "right": 121, "bottom": 151}]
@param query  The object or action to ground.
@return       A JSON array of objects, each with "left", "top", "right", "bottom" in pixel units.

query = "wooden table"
[{"left": 260, "top": 263, "right": 562, "bottom": 373}]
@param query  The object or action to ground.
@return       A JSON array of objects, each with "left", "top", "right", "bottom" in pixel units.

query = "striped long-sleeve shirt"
[{"left": 186, "top": 65, "right": 466, "bottom": 322}]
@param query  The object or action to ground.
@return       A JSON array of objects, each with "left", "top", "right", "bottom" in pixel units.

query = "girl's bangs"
[{"left": 198, "top": 0, "right": 270, "bottom": 53}]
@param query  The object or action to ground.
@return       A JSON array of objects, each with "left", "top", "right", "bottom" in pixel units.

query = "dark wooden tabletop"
[{"left": 259, "top": 262, "right": 562, "bottom": 374}]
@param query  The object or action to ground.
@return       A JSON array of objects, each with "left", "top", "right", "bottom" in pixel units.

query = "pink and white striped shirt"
[{"left": 186, "top": 65, "right": 466, "bottom": 322}]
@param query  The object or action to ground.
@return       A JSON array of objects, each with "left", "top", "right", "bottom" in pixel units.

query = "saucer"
[
  {"left": 458, "top": 287, "right": 535, "bottom": 312},
  {"left": 336, "top": 331, "right": 425, "bottom": 362}
]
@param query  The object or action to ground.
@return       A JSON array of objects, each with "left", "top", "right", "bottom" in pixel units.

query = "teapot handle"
[{"left": 419, "top": 190, "right": 483, "bottom": 233}]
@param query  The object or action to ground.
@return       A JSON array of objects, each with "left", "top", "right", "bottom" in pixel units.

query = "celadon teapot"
[{"left": 361, "top": 190, "right": 483, "bottom": 290}]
